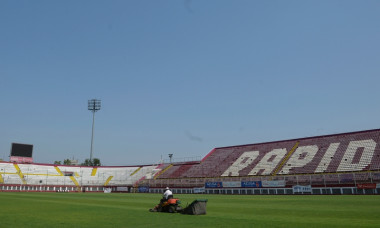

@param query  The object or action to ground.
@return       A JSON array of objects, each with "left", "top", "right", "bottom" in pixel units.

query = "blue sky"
[{"left": 1, "top": 0, "right": 380, "bottom": 165}]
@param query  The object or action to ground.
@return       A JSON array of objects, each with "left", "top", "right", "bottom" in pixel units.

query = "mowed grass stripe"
[
  {"left": 0, "top": 193, "right": 160, "bottom": 227},
  {"left": 0, "top": 193, "right": 379, "bottom": 228},
  {"left": 180, "top": 194, "right": 380, "bottom": 227},
  {"left": 0, "top": 193, "right": 148, "bottom": 211},
  {"left": 196, "top": 195, "right": 380, "bottom": 228}
]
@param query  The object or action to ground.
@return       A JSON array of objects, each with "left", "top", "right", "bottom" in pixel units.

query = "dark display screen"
[{"left": 11, "top": 143, "right": 33, "bottom": 157}]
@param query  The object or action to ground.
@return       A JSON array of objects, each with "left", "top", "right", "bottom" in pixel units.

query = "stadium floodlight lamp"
[
  {"left": 88, "top": 99, "right": 101, "bottom": 112},
  {"left": 88, "top": 99, "right": 101, "bottom": 162}
]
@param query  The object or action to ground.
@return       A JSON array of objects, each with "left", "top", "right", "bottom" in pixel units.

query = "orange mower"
[{"left": 149, "top": 198, "right": 183, "bottom": 213}]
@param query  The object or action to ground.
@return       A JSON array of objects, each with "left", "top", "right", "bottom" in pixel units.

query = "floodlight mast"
[
  {"left": 88, "top": 99, "right": 101, "bottom": 162},
  {"left": 168, "top": 154, "right": 173, "bottom": 163}
]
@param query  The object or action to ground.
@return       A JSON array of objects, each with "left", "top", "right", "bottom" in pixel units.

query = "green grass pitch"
[{"left": 0, "top": 192, "right": 379, "bottom": 227}]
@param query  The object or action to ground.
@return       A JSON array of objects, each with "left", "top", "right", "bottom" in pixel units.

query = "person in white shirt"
[{"left": 161, "top": 187, "right": 173, "bottom": 203}]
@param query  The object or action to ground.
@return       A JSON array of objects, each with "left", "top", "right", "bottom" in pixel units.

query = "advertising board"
[
  {"left": 205, "top": 182, "right": 223, "bottom": 188},
  {"left": 292, "top": 185, "right": 312, "bottom": 193},
  {"left": 241, "top": 181, "right": 262, "bottom": 188},
  {"left": 357, "top": 183, "right": 376, "bottom": 189},
  {"left": 223, "top": 181, "right": 241, "bottom": 188},
  {"left": 262, "top": 180, "right": 286, "bottom": 187}
]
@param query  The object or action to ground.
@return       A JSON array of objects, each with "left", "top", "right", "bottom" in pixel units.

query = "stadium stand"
[
  {"left": 142, "top": 129, "right": 380, "bottom": 194},
  {"left": 1, "top": 129, "right": 380, "bottom": 194},
  {"left": 151, "top": 129, "right": 380, "bottom": 179},
  {"left": 0, "top": 161, "right": 158, "bottom": 192},
  {"left": 155, "top": 161, "right": 198, "bottom": 179}
]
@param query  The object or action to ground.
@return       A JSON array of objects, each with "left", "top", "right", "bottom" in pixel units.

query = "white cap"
[{"left": 166, "top": 187, "right": 169, "bottom": 190}]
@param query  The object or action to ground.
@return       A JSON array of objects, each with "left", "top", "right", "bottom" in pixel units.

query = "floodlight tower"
[{"left": 88, "top": 99, "right": 101, "bottom": 162}]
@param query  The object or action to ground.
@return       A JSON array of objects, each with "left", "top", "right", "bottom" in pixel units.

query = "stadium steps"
[
  {"left": 104, "top": 176, "right": 113, "bottom": 186},
  {"left": 271, "top": 141, "right": 299, "bottom": 175},
  {"left": 13, "top": 164, "right": 27, "bottom": 184},
  {"left": 154, "top": 164, "right": 173, "bottom": 179},
  {"left": 133, "top": 176, "right": 146, "bottom": 187},
  {"left": 69, "top": 176, "right": 80, "bottom": 187},
  {"left": 54, "top": 166, "right": 79, "bottom": 186},
  {"left": 54, "top": 166, "right": 64, "bottom": 176},
  {"left": 130, "top": 167, "right": 142, "bottom": 176},
  {"left": 91, "top": 168, "right": 97, "bottom": 176},
  {"left": 201, "top": 148, "right": 216, "bottom": 163}
]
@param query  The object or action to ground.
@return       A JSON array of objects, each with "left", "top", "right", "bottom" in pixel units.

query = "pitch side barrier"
[
  {"left": 147, "top": 183, "right": 380, "bottom": 195},
  {"left": 0, "top": 185, "right": 103, "bottom": 192},
  {"left": 0, "top": 184, "right": 131, "bottom": 193},
  {"left": 148, "top": 186, "right": 380, "bottom": 195}
]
